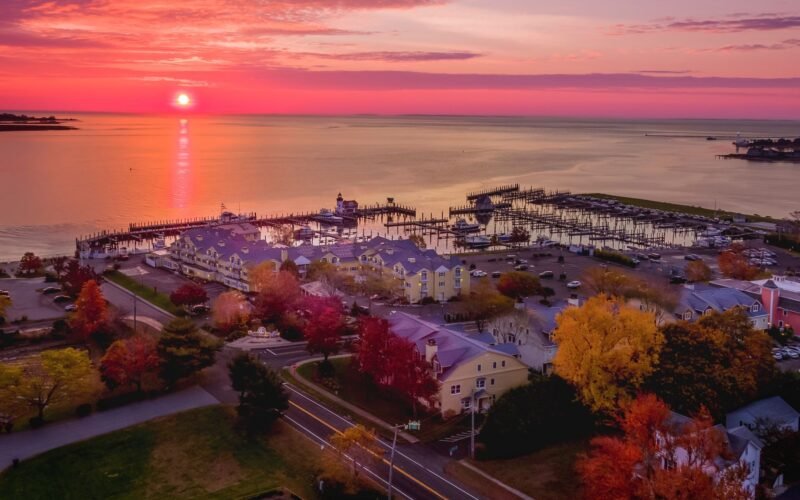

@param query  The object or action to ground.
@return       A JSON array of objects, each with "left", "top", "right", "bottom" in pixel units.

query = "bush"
[
  {"left": 419, "top": 296, "right": 437, "bottom": 305},
  {"left": 29, "top": 416, "right": 45, "bottom": 429},
  {"left": 96, "top": 391, "right": 153, "bottom": 411},
  {"left": 75, "top": 403, "right": 93, "bottom": 418},
  {"left": 593, "top": 249, "right": 636, "bottom": 267},
  {"left": 44, "top": 272, "right": 59, "bottom": 283}
]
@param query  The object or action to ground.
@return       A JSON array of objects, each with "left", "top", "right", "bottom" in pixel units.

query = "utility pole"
[
  {"left": 387, "top": 425, "right": 400, "bottom": 500},
  {"left": 470, "top": 390, "right": 476, "bottom": 459}
]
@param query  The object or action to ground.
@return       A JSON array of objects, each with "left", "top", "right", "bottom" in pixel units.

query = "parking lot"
[{"left": 0, "top": 277, "right": 70, "bottom": 322}]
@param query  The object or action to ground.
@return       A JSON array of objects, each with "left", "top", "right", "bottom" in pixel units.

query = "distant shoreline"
[
  {"left": 0, "top": 124, "right": 78, "bottom": 132},
  {"left": 0, "top": 112, "right": 79, "bottom": 131}
]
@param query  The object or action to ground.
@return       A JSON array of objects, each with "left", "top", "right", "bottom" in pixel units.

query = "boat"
[
  {"left": 497, "top": 233, "right": 513, "bottom": 243},
  {"left": 294, "top": 226, "right": 314, "bottom": 240},
  {"left": 314, "top": 209, "right": 343, "bottom": 224},
  {"left": 464, "top": 235, "right": 492, "bottom": 249},
  {"left": 451, "top": 218, "right": 480, "bottom": 233}
]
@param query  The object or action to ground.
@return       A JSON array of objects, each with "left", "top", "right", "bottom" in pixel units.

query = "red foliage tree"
[
  {"left": 718, "top": 244, "right": 758, "bottom": 280},
  {"left": 579, "top": 394, "right": 750, "bottom": 500},
  {"left": 303, "top": 296, "right": 345, "bottom": 362},
  {"left": 496, "top": 271, "right": 541, "bottom": 300},
  {"left": 69, "top": 279, "right": 109, "bottom": 340},
  {"left": 100, "top": 335, "right": 160, "bottom": 392},
  {"left": 60, "top": 259, "right": 99, "bottom": 296},
  {"left": 355, "top": 317, "right": 393, "bottom": 383},
  {"left": 254, "top": 270, "right": 301, "bottom": 324},
  {"left": 19, "top": 252, "right": 42, "bottom": 275},
  {"left": 169, "top": 282, "right": 208, "bottom": 308}
]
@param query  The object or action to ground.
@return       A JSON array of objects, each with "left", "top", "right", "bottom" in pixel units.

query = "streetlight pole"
[
  {"left": 387, "top": 424, "right": 400, "bottom": 500},
  {"left": 470, "top": 390, "right": 476, "bottom": 459}
]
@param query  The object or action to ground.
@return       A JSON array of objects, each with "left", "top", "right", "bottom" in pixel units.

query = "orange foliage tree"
[
  {"left": 100, "top": 335, "right": 160, "bottom": 392},
  {"left": 69, "top": 279, "right": 109, "bottom": 340},
  {"left": 579, "top": 394, "right": 751, "bottom": 500},
  {"left": 211, "top": 290, "right": 250, "bottom": 333},
  {"left": 718, "top": 244, "right": 758, "bottom": 280},
  {"left": 686, "top": 260, "right": 713, "bottom": 283}
]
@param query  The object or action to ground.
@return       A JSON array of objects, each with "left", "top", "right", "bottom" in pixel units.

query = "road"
[{"left": 100, "top": 286, "right": 485, "bottom": 500}]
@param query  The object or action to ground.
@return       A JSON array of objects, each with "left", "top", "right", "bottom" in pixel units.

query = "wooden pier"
[{"left": 466, "top": 184, "right": 519, "bottom": 201}]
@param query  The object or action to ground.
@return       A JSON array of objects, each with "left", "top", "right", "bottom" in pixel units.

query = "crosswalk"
[{"left": 440, "top": 429, "right": 477, "bottom": 443}]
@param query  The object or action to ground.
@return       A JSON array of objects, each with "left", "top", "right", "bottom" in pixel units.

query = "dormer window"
[
  {"left": 751, "top": 303, "right": 760, "bottom": 313},
  {"left": 683, "top": 311, "right": 692, "bottom": 321}
]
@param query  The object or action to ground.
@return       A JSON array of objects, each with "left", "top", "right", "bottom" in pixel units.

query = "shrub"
[
  {"left": 29, "top": 416, "right": 44, "bottom": 429},
  {"left": 75, "top": 403, "right": 93, "bottom": 418},
  {"left": 420, "top": 296, "right": 437, "bottom": 305},
  {"left": 593, "top": 249, "right": 636, "bottom": 267}
]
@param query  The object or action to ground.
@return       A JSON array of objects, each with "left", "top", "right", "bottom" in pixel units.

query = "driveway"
[{"left": 0, "top": 386, "right": 219, "bottom": 470}]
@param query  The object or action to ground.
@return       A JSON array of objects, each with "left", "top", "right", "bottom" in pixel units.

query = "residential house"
[
  {"left": 712, "top": 276, "right": 800, "bottom": 332},
  {"left": 726, "top": 396, "right": 800, "bottom": 433},
  {"left": 672, "top": 285, "right": 769, "bottom": 330},
  {"left": 389, "top": 312, "right": 529, "bottom": 417}
]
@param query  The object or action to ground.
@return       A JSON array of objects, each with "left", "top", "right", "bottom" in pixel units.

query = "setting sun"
[{"left": 176, "top": 93, "right": 190, "bottom": 107}]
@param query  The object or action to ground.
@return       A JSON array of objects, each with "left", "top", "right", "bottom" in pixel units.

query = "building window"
[
  {"left": 477, "top": 364, "right": 482, "bottom": 372},
  {"left": 751, "top": 303, "right": 760, "bottom": 313},
  {"left": 438, "top": 271, "right": 446, "bottom": 277},
  {"left": 438, "top": 281, "right": 445, "bottom": 287},
  {"left": 490, "top": 378, "right": 495, "bottom": 386},
  {"left": 683, "top": 311, "right": 692, "bottom": 321},
  {"left": 455, "top": 279, "right": 461, "bottom": 289},
  {"left": 476, "top": 378, "right": 486, "bottom": 389},
  {"left": 501, "top": 360, "right": 506, "bottom": 367},
  {"left": 461, "top": 398, "right": 471, "bottom": 410},
  {"left": 492, "top": 362, "right": 497, "bottom": 369},
  {"left": 451, "top": 384, "right": 461, "bottom": 395},
  {"left": 783, "top": 309, "right": 789, "bottom": 317}
]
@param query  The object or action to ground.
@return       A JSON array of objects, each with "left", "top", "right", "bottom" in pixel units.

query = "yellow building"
[{"left": 389, "top": 312, "right": 529, "bottom": 416}]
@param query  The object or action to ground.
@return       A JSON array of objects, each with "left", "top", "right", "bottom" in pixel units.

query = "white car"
[
  {"left": 470, "top": 270, "right": 487, "bottom": 277},
  {"left": 566, "top": 280, "right": 582, "bottom": 289},
  {"left": 774, "top": 352, "right": 784, "bottom": 361},
  {"left": 64, "top": 304, "right": 78, "bottom": 312}
]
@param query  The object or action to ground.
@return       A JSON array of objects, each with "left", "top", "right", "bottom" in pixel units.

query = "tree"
[
  {"left": 355, "top": 317, "right": 393, "bottom": 384},
  {"left": 19, "top": 252, "right": 42, "bottom": 275},
  {"left": 253, "top": 270, "right": 301, "bottom": 325},
  {"left": 626, "top": 277, "right": 679, "bottom": 325},
  {"left": 408, "top": 233, "right": 426, "bottom": 249},
  {"left": 582, "top": 267, "right": 634, "bottom": 297},
  {"left": 509, "top": 226, "right": 530, "bottom": 244},
  {"left": 391, "top": 338, "right": 439, "bottom": 417},
  {"left": 248, "top": 260, "right": 279, "bottom": 293},
  {"left": 157, "top": 318, "right": 220, "bottom": 386},
  {"left": 330, "top": 425, "right": 384, "bottom": 483},
  {"left": 579, "top": 394, "right": 750, "bottom": 500},
  {"left": 279, "top": 259, "right": 300, "bottom": 277},
  {"left": 60, "top": 259, "right": 99, "bottom": 296},
  {"left": 552, "top": 295, "right": 663, "bottom": 414},
  {"left": 480, "top": 374, "right": 594, "bottom": 458},
  {"left": 718, "top": 244, "right": 759, "bottom": 280},
  {"left": 0, "top": 295, "right": 10, "bottom": 321},
  {"left": 228, "top": 353, "right": 288, "bottom": 435},
  {"left": 539, "top": 286, "right": 555, "bottom": 305},
  {"left": 303, "top": 296, "right": 345, "bottom": 365},
  {"left": 169, "top": 282, "right": 208, "bottom": 308},
  {"left": 211, "top": 290, "right": 250, "bottom": 333},
  {"left": 462, "top": 278, "right": 515, "bottom": 332},
  {"left": 51, "top": 256, "right": 68, "bottom": 278},
  {"left": 99, "top": 336, "right": 160, "bottom": 392},
  {"left": 69, "top": 279, "right": 109, "bottom": 340},
  {"left": 307, "top": 260, "right": 338, "bottom": 283},
  {"left": 1, "top": 348, "right": 94, "bottom": 421},
  {"left": 686, "top": 260, "right": 713, "bottom": 283},
  {"left": 496, "top": 271, "right": 541, "bottom": 300}
]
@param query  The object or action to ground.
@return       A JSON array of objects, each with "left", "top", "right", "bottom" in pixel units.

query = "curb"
[
  {"left": 458, "top": 460, "right": 534, "bottom": 500},
  {"left": 291, "top": 355, "right": 420, "bottom": 444}
]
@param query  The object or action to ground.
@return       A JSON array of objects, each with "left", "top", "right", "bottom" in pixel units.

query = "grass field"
[
  {"left": 468, "top": 440, "right": 588, "bottom": 500},
  {"left": 104, "top": 270, "right": 185, "bottom": 316},
  {"left": 0, "top": 406, "right": 321, "bottom": 499},
  {"left": 296, "top": 357, "right": 471, "bottom": 442},
  {"left": 586, "top": 193, "right": 777, "bottom": 223}
]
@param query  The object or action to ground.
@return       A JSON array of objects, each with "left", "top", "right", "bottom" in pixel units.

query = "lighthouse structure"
[{"left": 335, "top": 192, "right": 358, "bottom": 216}]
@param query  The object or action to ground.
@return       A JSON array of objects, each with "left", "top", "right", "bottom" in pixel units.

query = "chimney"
[{"left": 425, "top": 338, "right": 438, "bottom": 363}]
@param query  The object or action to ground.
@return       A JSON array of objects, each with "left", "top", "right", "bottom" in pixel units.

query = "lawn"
[
  {"left": 104, "top": 270, "right": 185, "bottom": 316},
  {"left": 585, "top": 193, "right": 776, "bottom": 223},
  {"left": 0, "top": 406, "right": 321, "bottom": 499},
  {"left": 467, "top": 440, "right": 588, "bottom": 500},
  {"left": 296, "top": 357, "right": 471, "bottom": 442}
]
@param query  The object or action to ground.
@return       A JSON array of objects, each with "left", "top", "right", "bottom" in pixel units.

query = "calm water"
[{"left": 0, "top": 114, "right": 797, "bottom": 260}]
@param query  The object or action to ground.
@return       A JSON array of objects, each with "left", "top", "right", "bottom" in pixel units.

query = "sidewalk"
[
  {"left": 0, "top": 386, "right": 219, "bottom": 470},
  {"left": 289, "top": 355, "right": 419, "bottom": 443}
]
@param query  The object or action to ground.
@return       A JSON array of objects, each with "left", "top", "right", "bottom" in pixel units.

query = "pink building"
[{"left": 711, "top": 276, "right": 800, "bottom": 333}]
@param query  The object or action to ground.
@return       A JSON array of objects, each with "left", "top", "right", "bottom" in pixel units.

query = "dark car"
[
  {"left": 539, "top": 271, "right": 554, "bottom": 279},
  {"left": 684, "top": 254, "right": 701, "bottom": 261},
  {"left": 648, "top": 253, "right": 662, "bottom": 261},
  {"left": 53, "top": 294, "right": 72, "bottom": 303},
  {"left": 491, "top": 271, "right": 502, "bottom": 278},
  {"left": 190, "top": 304, "right": 210, "bottom": 315},
  {"left": 669, "top": 275, "right": 687, "bottom": 284},
  {"left": 514, "top": 264, "right": 529, "bottom": 271},
  {"left": 42, "top": 286, "right": 61, "bottom": 294}
]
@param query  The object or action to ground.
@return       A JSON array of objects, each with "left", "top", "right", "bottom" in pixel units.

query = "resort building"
[
  {"left": 389, "top": 312, "right": 529, "bottom": 417},
  {"left": 711, "top": 276, "right": 800, "bottom": 333},
  {"left": 150, "top": 225, "right": 468, "bottom": 303}
]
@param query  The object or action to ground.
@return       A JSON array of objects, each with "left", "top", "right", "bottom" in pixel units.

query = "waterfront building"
[
  {"left": 671, "top": 285, "right": 769, "bottom": 330},
  {"left": 711, "top": 276, "right": 800, "bottom": 333},
  {"left": 150, "top": 224, "right": 468, "bottom": 302},
  {"left": 388, "top": 312, "right": 529, "bottom": 417}
]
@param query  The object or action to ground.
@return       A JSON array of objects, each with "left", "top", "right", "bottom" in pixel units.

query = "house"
[
  {"left": 711, "top": 276, "right": 800, "bottom": 332},
  {"left": 335, "top": 192, "right": 359, "bottom": 216},
  {"left": 672, "top": 285, "right": 768, "bottom": 330},
  {"left": 726, "top": 396, "right": 800, "bottom": 433},
  {"left": 388, "top": 312, "right": 529, "bottom": 417},
  {"left": 665, "top": 411, "right": 762, "bottom": 498}
]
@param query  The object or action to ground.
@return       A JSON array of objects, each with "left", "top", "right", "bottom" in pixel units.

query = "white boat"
[
  {"left": 451, "top": 218, "right": 480, "bottom": 233},
  {"left": 314, "top": 209, "right": 343, "bottom": 224},
  {"left": 464, "top": 235, "right": 492, "bottom": 248},
  {"left": 497, "top": 233, "right": 513, "bottom": 243}
]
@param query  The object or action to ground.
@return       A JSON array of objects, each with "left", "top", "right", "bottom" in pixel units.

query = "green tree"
[
  {"left": 0, "top": 348, "right": 95, "bottom": 421},
  {"left": 480, "top": 374, "right": 595, "bottom": 458},
  {"left": 463, "top": 278, "right": 515, "bottom": 332},
  {"left": 19, "top": 252, "right": 42, "bottom": 275},
  {"left": 157, "top": 318, "right": 220, "bottom": 386},
  {"left": 228, "top": 353, "right": 288, "bottom": 435},
  {"left": 408, "top": 233, "right": 427, "bottom": 249},
  {"left": 279, "top": 259, "right": 300, "bottom": 277}
]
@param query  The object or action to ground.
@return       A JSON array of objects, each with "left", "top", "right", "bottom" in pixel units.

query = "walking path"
[
  {"left": 289, "top": 355, "right": 420, "bottom": 443},
  {"left": 0, "top": 386, "right": 219, "bottom": 471}
]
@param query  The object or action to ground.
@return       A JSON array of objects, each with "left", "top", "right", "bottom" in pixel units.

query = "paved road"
[
  {"left": 101, "top": 280, "right": 174, "bottom": 326},
  {"left": 0, "top": 386, "right": 218, "bottom": 470}
]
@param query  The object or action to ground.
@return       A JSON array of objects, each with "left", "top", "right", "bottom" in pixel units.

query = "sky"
[{"left": 0, "top": 0, "right": 799, "bottom": 118}]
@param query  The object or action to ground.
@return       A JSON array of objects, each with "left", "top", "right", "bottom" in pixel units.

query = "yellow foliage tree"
[
  {"left": 329, "top": 425, "right": 384, "bottom": 485},
  {"left": 0, "top": 295, "right": 10, "bottom": 320},
  {"left": 552, "top": 295, "right": 664, "bottom": 415},
  {"left": 248, "top": 261, "right": 278, "bottom": 293},
  {"left": 211, "top": 290, "right": 250, "bottom": 333}
]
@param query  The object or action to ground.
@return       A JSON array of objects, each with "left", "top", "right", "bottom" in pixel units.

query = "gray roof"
[
  {"left": 727, "top": 396, "right": 800, "bottom": 429},
  {"left": 388, "top": 312, "right": 519, "bottom": 380},
  {"left": 677, "top": 286, "right": 765, "bottom": 318}
]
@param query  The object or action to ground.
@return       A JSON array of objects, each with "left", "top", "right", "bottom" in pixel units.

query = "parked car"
[
  {"left": 491, "top": 271, "right": 502, "bottom": 278},
  {"left": 190, "top": 304, "right": 210, "bottom": 315},
  {"left": 648, "top": 253, "right": 662, "bottom": 261},
  {"left": 42, "top": 286, "right": 61, "bottom": 294},
  {"left": 567, "top": 280, "right": 582, "bottom": 289},
  {"left": 505, "top": 255, "right": 516, "bottom": 261},
  {"left": 774, "top": 351, "right": 784, "bottom": 361},
  {"left": 64, "top": 304, "right": 78, "bottom": 312},
  {"left": 514, "top": 259, "right": 528, "bottom": 265},
  {"left": 539, "top": 271, "right": 554, "bottom": 279},
  {"left": 670, "top": 275, "right": 688, "bottom": 284},
  {"left": 53, "top": 295, "right": 72, "bottom": 303},
  {"left": 514, "top": 264, "right": 529, "bottom": 271},
  {"left": 783, "top": 348, "right": 800, "bottom": 359},
  {"left": 471, "top": 270, "right": 487, "bottom": 277},
  {"left": 0, "top": 290, "right": 9, "bottom": 297},
  {"left": 684, "top": 254, "right": 701, "bottom": 261}
]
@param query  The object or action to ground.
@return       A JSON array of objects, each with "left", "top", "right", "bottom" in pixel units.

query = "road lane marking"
[
  {"left": 285, "top": 383, "right": 478, "bottom": 499},
  {"left": 283, "top": 414, "right": 413, "bottom": 500},
  {"left": 266, "top": 349, "right": 276, "bottom": 356},
  {"left": 289, "top": 401, "right": 447, "bottom": 500}
]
